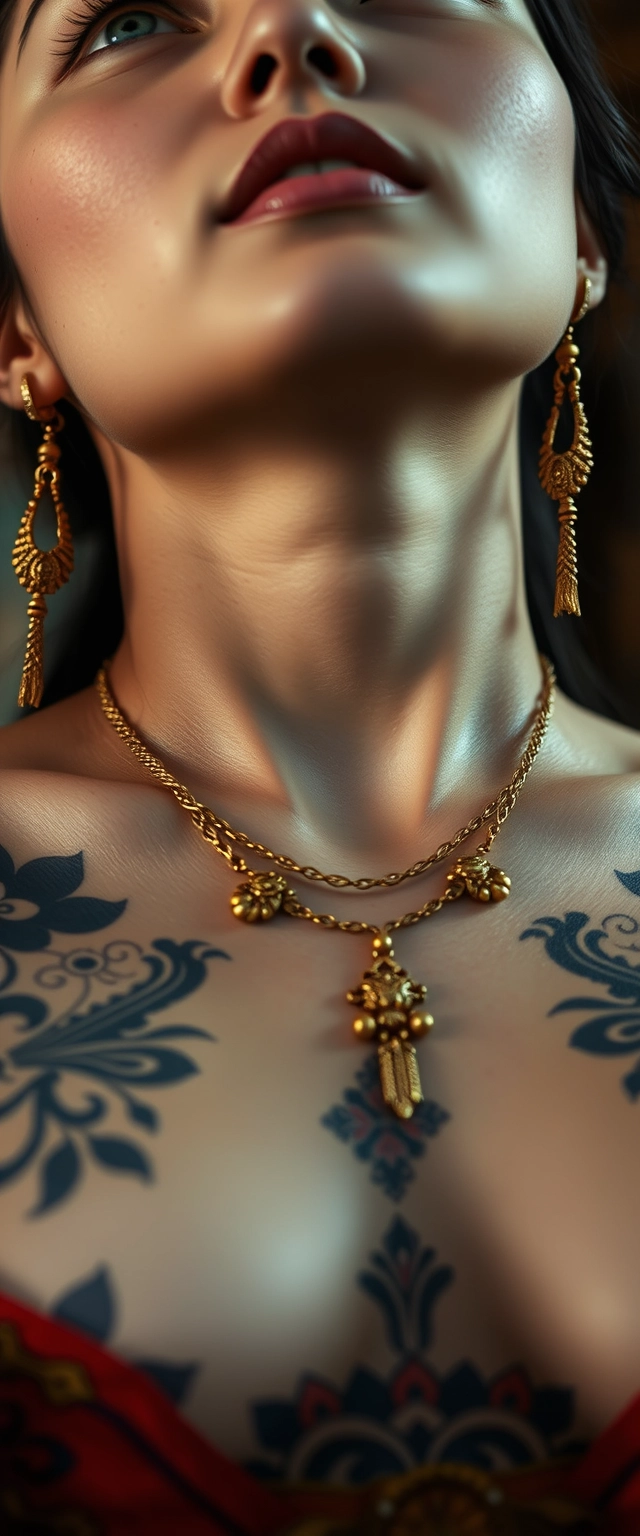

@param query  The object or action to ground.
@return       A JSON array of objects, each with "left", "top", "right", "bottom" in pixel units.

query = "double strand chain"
[{"left": 95, "top": 658, "right": 555, "bottom": 1120}]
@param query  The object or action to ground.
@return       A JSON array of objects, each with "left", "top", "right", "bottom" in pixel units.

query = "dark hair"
[
  {"left": 518, "top": 0, "right": 640, "bottom": 719},
  {"left": 1, "top": 0, "right": 640, "bottom": 714}
]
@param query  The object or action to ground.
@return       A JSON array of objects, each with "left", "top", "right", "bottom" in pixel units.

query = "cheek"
[
  {"left": 471, "top": 44, "right": 576, "bottom": 263},
  {"left": 2, "top": 93, "right": 168, "bottom": 333},
  {"left": 0, "top": 21, "right": 578, "bottom": 441},
  {"left": 405, "top": 23, "right": 578, "bottom": 322}
]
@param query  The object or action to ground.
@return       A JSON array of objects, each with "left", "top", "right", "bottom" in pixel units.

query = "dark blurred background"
[
  {"left": 1, "top": 0, "right": 640, "bottom": 728},
  {"left": 576, "top": 0, "right": 640, "bottom": 726}
]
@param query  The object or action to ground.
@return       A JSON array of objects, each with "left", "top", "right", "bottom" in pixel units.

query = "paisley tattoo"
[
  {"left": 522, "top": 868, "right": 640, "bottom": 1099},
  {"left": 0, "top": 843, "right": 229, "bottom": 1215}
]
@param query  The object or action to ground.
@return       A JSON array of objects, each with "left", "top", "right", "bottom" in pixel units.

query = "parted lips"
[{"left": 218, "top": 111, "right": 426, "bottom": 224}]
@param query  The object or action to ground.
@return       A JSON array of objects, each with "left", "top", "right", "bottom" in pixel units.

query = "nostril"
[
  {"left": 249, "top": 53, "right": 278, "bottom": 94},
  {"left": 306, "top": 44, "right": 339, "bottom": 78}
]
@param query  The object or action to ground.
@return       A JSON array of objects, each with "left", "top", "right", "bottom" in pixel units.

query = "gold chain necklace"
[{"left": 95, "top": 658, "right": 555, "bottom": 1121}]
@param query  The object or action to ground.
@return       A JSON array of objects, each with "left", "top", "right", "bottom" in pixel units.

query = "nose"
[{"left": 220, "top": 0, "right": 366, "bottom": 117}]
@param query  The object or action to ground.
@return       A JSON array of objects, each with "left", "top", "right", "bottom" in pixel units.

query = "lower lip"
[{"left": 231, "top": 168, "right": 424, "bottom": 226}]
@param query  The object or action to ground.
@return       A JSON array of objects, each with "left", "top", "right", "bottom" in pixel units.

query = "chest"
[{"left": 1, "top": 805, "right": 640, "bottom": 1479}]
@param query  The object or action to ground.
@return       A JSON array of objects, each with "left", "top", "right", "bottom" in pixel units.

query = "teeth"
[
  {"left": 317, "top": 159, "right": 359, "bottom": 173},
  {"left": 280, "top": 159, "right": 359, "bottom": 181},
  {"left": 280, "top": 161, "right": 317, "bottom": 180}
]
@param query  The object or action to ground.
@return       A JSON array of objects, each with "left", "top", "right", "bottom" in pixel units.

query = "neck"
[{"left": 98, "top": 368, "right": 543, "bottom": 869}]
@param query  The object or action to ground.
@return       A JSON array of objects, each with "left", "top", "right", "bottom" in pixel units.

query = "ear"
[
  {"left": 575, "top": 194, "right": 608, "bottom": 311},
  {"left": 0, "top": 292, "right": 69, "bottom": 414}
]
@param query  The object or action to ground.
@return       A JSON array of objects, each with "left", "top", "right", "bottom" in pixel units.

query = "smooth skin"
[{"left": 0, "top": 0, "right": 639, "bottom": 1466}]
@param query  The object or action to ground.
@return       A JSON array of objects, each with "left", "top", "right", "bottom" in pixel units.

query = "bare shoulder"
[
  {"left": 0, "top": 689, "right": 176, "bottom": 895},
  {"left": 529, "top": 693, "right": 640, "bottom": 866},
  {"left": 0, "top": 689, "right": 153, "bottom": 862},
  {"left": 551, "top": 690, "right": 640, "bottom": 777},
  {"left": 0, "top": 688, "right": 142, "bottom": 782}
]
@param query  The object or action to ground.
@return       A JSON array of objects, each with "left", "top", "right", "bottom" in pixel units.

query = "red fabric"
[
  {"left": 0, "top": 1292, "right": 287, "bottom": 1534},
  {"left": 564, "top": 1392, "right": 640, "bottom": 1533},
  {"left": 1, "top": 1288, "right": 640, "bottom": 1532}
]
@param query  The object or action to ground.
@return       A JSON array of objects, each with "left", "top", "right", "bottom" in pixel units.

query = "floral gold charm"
[
  {"left": 446, "top": 855, "right": 511, "bottom": 904},
  {"left": 347, "top": 935, "right": 434, "bottom": 1121},
  {"left": 230, "top": 871, "right": 291, "bottom": 923}
]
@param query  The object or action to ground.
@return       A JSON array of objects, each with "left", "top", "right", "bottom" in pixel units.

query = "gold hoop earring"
[
  {"left": 538, "top": 275, "right": 594, "bottom": 618},
  {"left": 12, "top": 377, "right": 74, "bottom": 709}
]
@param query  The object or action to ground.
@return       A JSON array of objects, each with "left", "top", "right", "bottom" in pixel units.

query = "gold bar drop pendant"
[{"left": 347, "top": 933, "right": 434, "bottom": 1121}]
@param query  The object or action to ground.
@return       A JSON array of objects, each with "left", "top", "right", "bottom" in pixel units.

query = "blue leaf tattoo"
[
  {"left": 32, "top": 1140, "right": 81, "bottom": 1216},
  {"left": 52, "top": 1266, "right": 114, "bottom": 1342},
  {"left": 88, "top": 1135, "right": 152, "bottom": 1179},
  {"left": 616, "top": 869, "right": 640, "bottom": 899}
]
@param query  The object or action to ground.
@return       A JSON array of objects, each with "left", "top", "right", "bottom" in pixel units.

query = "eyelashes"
[
  {"left": 50, "top": 0, "right": 500, "bottom": 73},
  {"left": 52, "top": 0, "right": 193, "bottom": 68}
]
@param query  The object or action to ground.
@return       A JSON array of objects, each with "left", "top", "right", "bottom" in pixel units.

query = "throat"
[{"left": 103, "top": 390, "right": 542, "bottom": 867}]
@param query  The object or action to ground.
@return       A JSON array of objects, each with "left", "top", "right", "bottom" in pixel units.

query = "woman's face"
[{"left": 0, "top": 0, "right": 579, "bottom": 451}]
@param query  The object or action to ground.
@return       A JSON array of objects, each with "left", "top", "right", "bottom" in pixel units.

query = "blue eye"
[{"left": 87, "top": 8, "right": 179, "bottom": 52}]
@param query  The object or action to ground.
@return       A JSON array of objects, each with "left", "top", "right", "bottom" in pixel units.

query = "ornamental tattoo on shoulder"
[
  {"left": 521, "top": 868, "right": 640, "bottom": 1099},
  {"left": 0, "top": 842, "right": 229, "bottom": 1216}
]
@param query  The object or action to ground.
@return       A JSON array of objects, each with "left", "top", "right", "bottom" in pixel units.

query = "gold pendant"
[
  {"left": 230, "top": 870, "right": 291, "bottom": 922},
  {"left": 446, "top": 854, "right": 511, "bottom": 904},
  {"left": 347, "top": 934, "right": 434, "bottom": 1121}
]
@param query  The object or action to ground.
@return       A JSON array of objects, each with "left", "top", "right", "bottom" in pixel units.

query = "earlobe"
[
  {"left": 0, "top": 294, "right": 68, "bottom": 412},
  {"left": 575, "top": 194, "right": 609, "bottom": 310}
]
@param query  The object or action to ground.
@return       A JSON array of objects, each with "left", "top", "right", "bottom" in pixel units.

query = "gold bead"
[
  {"left": 556, "top": 341, "right": 580, "bottom": 367},
  {"left": 353, "top": 1015, "right": 377, "bottom": 1041},
  {"left": 409, "top": 1009, "right": 434, "bottom": 1038},
  {"left": 372, "top": 934, "right": 394, "bottom": 957},
  {"left": 488, "top": 867, "right": 511, "bottom": 902}
]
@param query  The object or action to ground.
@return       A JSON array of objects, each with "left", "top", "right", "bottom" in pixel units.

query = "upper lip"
[{"left": 218, "top": 112, "right": 426, "bottom": 223}]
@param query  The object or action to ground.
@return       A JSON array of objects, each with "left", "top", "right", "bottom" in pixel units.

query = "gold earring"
[
  {"left": 539, "top": 276, "right": 594, "bottom": 618},
  {"left": 12, "top": 377, "right": 74, "bottom": 709}
]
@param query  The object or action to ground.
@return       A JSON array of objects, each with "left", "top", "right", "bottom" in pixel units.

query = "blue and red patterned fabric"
[{"left": 0, "top": 1289, "right": 639, "bottom": 1534}]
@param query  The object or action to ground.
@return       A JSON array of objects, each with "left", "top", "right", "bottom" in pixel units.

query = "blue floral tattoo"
[
  {"left": 247, "top": 1216, "right": 578, "bottom": 1485},
  {"left": 0, "top": 844, "right": 127, "bottom": 958},
  {"left": 322, "top": 1057, "right": 450, "bottom": 1201},
  {"left": 0, "top": 843, "right": 229, "bottom": 1216},
  {"left": 521, "top": 868, "right": 640, "bottom": 1100}
]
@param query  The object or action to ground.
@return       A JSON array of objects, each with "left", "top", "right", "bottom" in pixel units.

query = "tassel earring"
[
  {"left": 539, "top": 276, "right": 594, "bottom": 618},
  {"left": 12, "top": 377, "right": 74, "bottom": 709}
]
